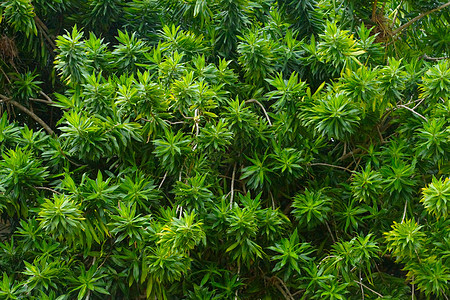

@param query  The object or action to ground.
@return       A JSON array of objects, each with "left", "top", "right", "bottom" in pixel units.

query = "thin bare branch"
[
  {"left": 393, "top": 1, "right": 450, "bottom": 36},
  {"left": 230, "top": 163, "right": 236, "bottom": 209},
  {"left": 397, "top": 105, "right": 428, "bottom": 121},
  {"left": 245, "top": 99, "right": 272, "bottom": 126},
  {"left": 29, "top": 98, "right": 52, "bottom": 104},
  {"left": 412, "top": 98, "right": 426, "bottom": 110},
  {"left": 35, "top": 186, "right": 61, "bottom": 194},
  {"left": 372, "top": 0, "right": 378, "bottom": 21},
  {"left": 158, "top": 171, "right": 168, "bottom": 189},
  {"left": 339, "top": 148, "right": 362, "bottom": 161},
  {"left": 353, "top": 280, "right": 384, "bottom": 298},
  {"left": 310, "top": 162, "right": 353, "bottom": 173},
  {"left": 39, "top": 91, "right": 54, "bottom": 103},
  {"left": 402, "top": 199, "right": 408, "bottom": 223},
  {"left": 34, "top": 16, "right": 57, "bottom": 50},
  {"left": 421, "top": 54, "right": 448, "bottom": 61},
  {"left": 164, "top": 120, "right": 185, "bottom": 125},
  {"left": 274, "top": 277, "right": 295, "bottom": 300},
  {"left": 360, "top": 270, "right": 365, "bottom": 300},
  {"left": 4, "top": 97, "right": 55, "bottom": 135},
  {"left": 325, "top": 221, "right": 336, "bottom": 243}
]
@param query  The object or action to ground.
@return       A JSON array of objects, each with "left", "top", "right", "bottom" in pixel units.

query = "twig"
[
  {"left": 325, "top": 221, "right": 336, "bottom": 243},
  {"left": 360, "top": 269, "right": 365, "bottom": 300},
  {"left": 412, "top": 98, "right": 425, "bottom": 110},
  {"left": 377, "top": 125, "right": 384, "bottom": 143},
  {"left": 230, "top": 163, "right": 236, "bottom": 209},
  {"left": 163, "top": 120, "right": 185, "bottom": 125},
  {"left": 309, "top": 162, "right": 353, "bottom": 173},
  {"left": 372, "top": 0, "right": 378, "bottom": 21},
  {"left": 33, "top": 16, "right": 56, "bottom": 50},
  {"left": 441, "top": 289, "right": 449, "bottom": 300},
  {"left": 39, "top": 91, "right": 54, "bottom": 103},
  {"left": 339, "top": 148, "right": 362, "bottom": 161},
  {"left": 352, "top": 156, "right": 363, "bottom": 172},
  {"left": 393, "top": 1, "right": 450, "bottom": 36},
  {"left": 141, "top": 117, "right": 184, "bottom": 127},
  {"left": 353, "top": 280, "right": 384, "bottom": 298},
  {"left": 421, "top": 54, "right": 448, "bottom": 61},
  {"left": 97, "top": 252, "right": 111, "bottom": 270},
  {"left": 0, "top": 67, "right": 11, "bottom": 84},
  {"left": 397, "top": 105, "right": 428, "bottom": 121},
  {"left": 179, "top": 109, "right": 194, "bottom": 120},
  {"left": 269, "top": 190, "right": 275, "bottom": 209},
  {"left": 245, "top": 99, "right": 272, "bottom": 126},
  {"left": 193, "top": 109, "right": 200, "bottom": 151},
  {"left": 158, "top": 171, "right": 168, "bottom": 189},
  {"left": 59, "top": 149, "right": 84, "bottom": 167},
  {"left": 29, "top": 98, "right": 52, "bottom": 104},
  {"left": 35, "top": 186, "right": 61, "bottom": 194},
  {"left": 402, "top": 199, "right": 408, "bottom": 223},
  {"left": 9, "top": 99, "right": 54, "bottom": 135},
  {"left": 274, "top": 276, "right": 295, "bottom": 300},
  {"left": 291, "top": 289, "right": 306, "bottom": 297},
  {"left": 194, "top": 109, "right": 199, "bottom": 136},
  {"left": 0, "top": 94, "right": 9, "bottom": 102},
  {"left": 235, "top": 262, "right": 241, "bottom": 300},
  {"left": 318, "top": 255, "right": 338, "bottom": 268}
]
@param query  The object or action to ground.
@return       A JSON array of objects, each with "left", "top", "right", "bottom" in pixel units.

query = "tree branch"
[
  {"left": 353, "top": 280, "right": 384, "bottom": 298},
  {"left": 402, "top": 198, "right": 408, "bottom": 223},
  {"left": 230, "top": 163, "right": 236, "bottom": 209},
  {"left": 421, "top": 54, "right": 448, "bottom": 61},
  {"left": 245, "top": 99, "right": 272, "bottom": 126},
  {"left": 39, "top": 91, "right": 54, "bottom": 103},
  {"left": 158, "top": 171, "right": 168, "bottom": 189},
  {"left": 34, "top": 16, "right": 57, "bottom": 50},
  {"left": 372, "top": 0, "right": 378, "bottom": 21},
  {"left": 0, "top": 95, "right": 54, "bottom": 135},
  {"left": 35, "top": 186, "right": 61, "bottom": 195},
  {"left": 397, "top": 105, "right": 428, "bottom": 121},
  {"left": 339, "top": 148, "right": 362, "bottom": 161},
  {"left": 273, "top": 276, "right": 295, "bottom": 300},
  {"left": 309, "top": 162, "right": 353, "bottom": 173},
  {"left": 393, "top": 1, "right": 450, "bottom": 36},
  {"left": 29, "top": 98, "right": 53, "bottom": 104}
]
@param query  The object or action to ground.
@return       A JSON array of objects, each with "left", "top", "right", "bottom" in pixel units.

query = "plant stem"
[
  {"left": 9, "top": 98, "right": 54, "bottom": 135},
  {"left": 310, "top": 162, "right": 353, "bottom": 173},
  {"left": 393, "top": 1, "right": 450, "bottom": 36},
  {"left": 246, "top": 99, "right": 272, "bottom": 126},
  {"left": 230, "top": 163, "right": 236, "bottom": 209}
]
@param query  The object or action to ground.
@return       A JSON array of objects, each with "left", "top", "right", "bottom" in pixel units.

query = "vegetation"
[{"left": 0, "top": 0, "right": 449, "bottom": 299}]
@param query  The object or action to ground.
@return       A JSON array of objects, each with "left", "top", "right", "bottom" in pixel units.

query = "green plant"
[
  {"left": 54, "top": 26, "right": 89, "bottom": 84},
  {"left": 291, "top": 188, "right": 331, "bottom": 230},
  {"left": 37, "top": 194, "right": 85, "bottom": 243},
  {"left": 421, "top": 176, "right": 450, "bottom": 219},
  {"left": 267, "top": 229, "right": 314, "bottom": 281},
  {"left": 420, "top": 60, "right": 450, "bottom": 101},
  {"left": 1, "top": 0, "right": 37, "bottom": 37},
  {"left": 158, "top": 211, "right": 206, "bottom": 253},
  {"left": 69, "top": 265, "right": 109, "bottom": 300},
  {"left": 351, "top": 164, "right": 383, "bottom": 207},
  {"left": 1, "top": 1, "right": 449, "bottom": 299},
  {"left": 109, "top": 202, "right": 151, "bottom": 245},
  {"left": 384, "top": 219, "right": 426, "bottom": 260},
  {"left": 302, "top": 92, "right": 361, "bottom": 140}
]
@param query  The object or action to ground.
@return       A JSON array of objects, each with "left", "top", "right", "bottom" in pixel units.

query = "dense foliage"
[{"left": 0, "top": 0, "right": 449, "bottom": 299}]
